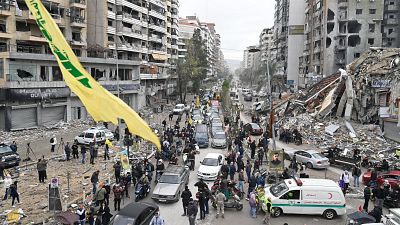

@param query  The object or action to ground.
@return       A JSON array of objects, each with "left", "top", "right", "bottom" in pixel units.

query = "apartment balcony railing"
[
  {"left": 70, "top": 0, "right": 86, "bottom": 9},
  {"left": 386, "top": 18, "right": 398, "bottom": 25},
  {"left": 70, "top": 16, "right": 86, "bottom": 28},
  {"left": 338, "top": 1, "right": 348, "bottom": 8},
  {"left": 387, "top": 4, "right": 399, "bottom": 12}
]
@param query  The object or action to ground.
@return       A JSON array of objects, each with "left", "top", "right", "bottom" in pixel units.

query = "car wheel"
[
  {"left": 272, "top": 207, "right": 282, "bottom": 217},
  {"left": 306, "top": 162, "right": 313, "bottom": 169},
  {"left": 323, "top": 209, "right": 336, "bottom": 220}
]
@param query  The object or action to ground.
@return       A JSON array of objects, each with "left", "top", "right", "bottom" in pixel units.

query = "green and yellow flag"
[{"left": 26, "top": 0, "right": 160, "bottom": 150}]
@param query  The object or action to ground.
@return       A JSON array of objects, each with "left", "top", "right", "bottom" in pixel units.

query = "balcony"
[
  {"left": 120, "top": 27, "right": 145, "bottom": 40},
  {"left": 314, "top": 46, "right": 321, "bottom": 53},
  {"left": 122, "top": 14, "right": 144, "bottom": 26},
  {"left": 338, "top": 14, "right": 348, "bottom": 21},
  {"left": 149, "top": 10, "right": 166, "bottom": 20},
  {"left": 70, "top": 0, "right": 86, "bottom": 9},
  {"left": 338, "top": 0, "right": 348, "bottom": 8},
  {"left": 140, "top": 73, "right": 170, "bottom": 80},
  {"left": 70, "top": 17, "right": 86, "bottom": 28},
  {"left": 387, "top": 4, "right": 399, "bottom": 12},
  {"left": 70, "top": 40, "right": 86, "bottom": 46},
  {"left": 120, "top": 0, "right": 146, "bottom": 14},
  {"left": 335, "top": 58, "right": 345, "bottom": 65},
  {"left": 386, "top": 18, "right": 398, "bottom": 25},
  {"left": 335, "top": 45, "right": 346, "bottom": 52},
  {"left": 0, "top": 2, "right": 11, "bottom": 16},
  {"left": 149, "top": 34, "right": 163, "bottom": 43},
  {"left": 149, "top": 24, "right": 167, "bottom": 33},
  {"left": 16, "top": 31, "right": 47, "bottom": 42},
  {"left": 171, "top": 0, "right": 179, "bottom": 8},
  {"left": 0, "top": 30, "right": 12, "bottom": 39},
  {"left": 107, "top": 10, "right": 115, "bottom": 19},
  {"left": 107, "top": 26, "right": 115, "bottom": 34}
]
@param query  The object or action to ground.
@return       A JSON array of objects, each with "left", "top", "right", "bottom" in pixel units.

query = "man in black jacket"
[
  {"left": 368, "top": 205, "right": 383, "bottom": 223},
  {"left": 91, "top": 170, "right": 100, "bottom": 195},
  {"left": 181, "top": 186, "right": 192, "bottom": 216},
  {"left": 187, "top": 198, "right": 198, "bottom": 225},
  {"left": 363, "top": 184, "right": 371, "bottom": 211}
]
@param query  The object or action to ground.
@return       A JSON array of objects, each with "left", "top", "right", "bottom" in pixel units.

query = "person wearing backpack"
[{"left": 50, "top": 136, "right": 57, "bottom": 153}]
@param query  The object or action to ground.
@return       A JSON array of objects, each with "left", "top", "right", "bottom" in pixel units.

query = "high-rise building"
[
  {"left": 382, "top": 0, "right": 400, "bottom": 48},
  {"left": 299, "top": 0, "right": 384, "bottom": 88},
  {"left": 273, "top": 0, "right": 306, "bottom": 89},
  {"left": 259, "top": 28, "right": 274, "bottom": 63}
]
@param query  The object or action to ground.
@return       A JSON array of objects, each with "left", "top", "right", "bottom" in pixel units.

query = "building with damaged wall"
[{"left": 300, "top": 0, "right": 386, "bottom": 88}]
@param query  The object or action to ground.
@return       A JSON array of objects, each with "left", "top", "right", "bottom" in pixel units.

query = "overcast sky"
[{"left": 179, "top": 0, "right": 275, "bottom": 61}]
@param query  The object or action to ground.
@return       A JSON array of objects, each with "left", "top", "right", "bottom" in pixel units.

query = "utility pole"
[{"left": 115, "top": 1, "right": 122, "bottom": 145}]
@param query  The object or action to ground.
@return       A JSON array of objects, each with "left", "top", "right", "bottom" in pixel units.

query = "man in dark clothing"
[
  {"left": 72, "top": 142, "right": 79, "bottom": 159},
  {"left": 198, "top": 191, "right": 206, "bottom": 220},
  {"left": 363, "top": 185, "right": 371, "bottom": 211},
  {"left": 81, "top": 145, "right": 87, "bottom": 164},
  {"left": 181, "top": 186, "right": 192, "bottom": 216},
  {"left": 258, "top": 149, "right": 264, "bottom": 166},
  {"left": 194, "top": 178, "right": 207, "bottom": 192},
  {"left": 91, "top": 170, "right": 100, "bottom": 195},
  {"left": 187, "top": 199, "right": 198, "bottom": 225},
  {"left": 220, "top": 164, "right": 229, "bottom": 180},
  {"left": 89, "top": 144, "right": 96, "bottom": 165},
  {"left": 245, "top": 161, "right": 252, "bottom": 182},
  {"left": 373, "top": 185, "right": 385, "bottom": 208},
  {"left": 113, "top": 161, "right": 122, "bottom": 184},
  {"left": 64, "top": 142, "right": 71, "bottom": 161},
  {"left": 188, "top": 151, "right": 195, "bottom": 171},
  {"left": 368, "top": 206, "right": 383, "bottom": 223},
  {"left": 247, "top": 174, "right": 257, "bottom": 198},
  {"left": 10, "top": 141, "right": 17, "bottom": 153},
  {"left": 0, "top": 159, "right": 4, "bottom": 180},
  {"left": 162, "top": 119, "right": 167, "bottom": 129},
  {"left": 229, "top": 162, "right": 236, "bottom": 180},
  {"left": 237, "top": 158, "right": 244, "bottom": 173},
  {"left": 250, "top": 140, "right": 256, "bottom": 159}
]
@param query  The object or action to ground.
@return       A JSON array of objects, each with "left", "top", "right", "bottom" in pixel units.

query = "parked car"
[
  {"left": 362, "top": 170, "right": 400, "bottom": 189},
  {"left": 210, "top": 124, "right": 224, "bottom": 137},
  {"left": 243, "top": 123, "right": 263, "bottom": 135},
  {"left": 192, "top": 114, "right": 203, "bottom": 124},
  {"left": 284, "top": 150, "right": 330, "bottom": 169},
  {"left": 173, "top": 104, "right": 189, "bottom": 115},
  {"left": 152, "top": 165, "right": 190, "bottom": 202},
  {"left": 88, "top": 126, "right": 114, "bottom": 141},
  {"left": 108, "top": 202, "right": 158, "bottom": 225},
  {"left": 74, "top": 129, "right": 106, "bottom": 145},
  {"left": 244, "top": 93, "right": 253, "bottom": 102},
  {"left": 195, "top": 124, "right": 209, "bottom": 148},
  {"left": 0, "top": 143, "right": 20, "bottom": 168},
  {"left": 197, "top": 153, "right": 225, "bottom": 180},
  {"left": 211, "top": 132, "right": 227, "bottom": 149}
]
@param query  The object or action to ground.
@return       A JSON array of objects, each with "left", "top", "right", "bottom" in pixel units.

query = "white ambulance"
[{"left": 264, "top": 178, "right": 346, "bottom": 220}]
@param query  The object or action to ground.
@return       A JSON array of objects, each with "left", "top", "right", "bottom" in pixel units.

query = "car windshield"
[
  {"left": 203, "top": 158, "right": 219, "bottom": 166},
  {"left": 85, "top": 133, "right": 94, "bottom": 138},
  {"left": 214, "top": 133, "right": 226, "bottom": 139},
  {"left": 251, "top": 124, "right": 260, "bottom": 129},
  {"left": 193, "top": 115, "right": 202, "bottom": 120},
  {"left": 312, "top": 153, "right": 325, "bottom": 159},
  {"left": 196, "top": 133, "right": 207, "bottom": 139},
  {"left": 159, "top": 174, "right": 180, "bottom": 184},
  {"left": 0, "top": 145, "right": 12, "bottom": 154},
  {"left": 112, "top": 215, "right": 135, "bottom": 225},
  {"left": 269, "top": 181, "right": 289, "bottom": 197}
]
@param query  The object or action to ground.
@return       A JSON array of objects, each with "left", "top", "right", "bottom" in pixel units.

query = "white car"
[
  {"left": 89, "top": 126, "right": 114, "bottom": 141},
  {"left": 173, "top": 104, "right": 189, "bottom": 115},
  {"left": 197, "top": 153, "right": 225, "bottom": 180},
  {"left": 74, "top": 129, "right": 106, "bottom": 145}
]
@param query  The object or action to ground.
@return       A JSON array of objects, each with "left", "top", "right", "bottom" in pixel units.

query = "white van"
[
  {"left": 74, "top": 129, "right": 106, "bottom": 145},
  {"left": 264, "top": 178, "right": 346, "bottom": 220}
]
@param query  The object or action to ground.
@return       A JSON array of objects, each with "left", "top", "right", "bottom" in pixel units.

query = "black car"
[
  {"left": 109, "top": 202, "right": 158, "bottom": 225},
  {"left": 244, "top": 123, "right": 263, "bottom": 135},
  {"left": 0, "top": 143, "right": 21, "bottom": 168}
]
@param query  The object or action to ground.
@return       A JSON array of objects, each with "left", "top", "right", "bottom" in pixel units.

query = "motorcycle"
[
  {"left": 212, "top": 194, "right": 243, "bottom": 211},
  {"left": 135, "top": 183, "right": 150, "bottom": 202},
  {"left": 211, "top": 179, "right": 243, "bottom": 199},
  {"left": 384, "top": 188, "right": 400, "bottom": 208}
]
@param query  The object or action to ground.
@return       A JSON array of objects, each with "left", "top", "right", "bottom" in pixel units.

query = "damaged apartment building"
[
  {"left": 0, "top": 0, "right": 179, "bottom": 131},
  {"left": 299, "top": 0, "right": 400, "bottom": 89}
]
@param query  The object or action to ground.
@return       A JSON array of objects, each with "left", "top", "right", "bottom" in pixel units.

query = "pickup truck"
[{"left": 172, "top": 104, "right": 190, "bottom": 115}]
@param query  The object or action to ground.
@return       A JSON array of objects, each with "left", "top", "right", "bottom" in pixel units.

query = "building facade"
[
  {"left": 382, "top": 0, "right": 400, "bottom": 48},
  {"left": 0, "top": 0, "right": 179, "bottom": 131},
  {"left": 299, "top": 0, "right": 385, "bottom": 88}
]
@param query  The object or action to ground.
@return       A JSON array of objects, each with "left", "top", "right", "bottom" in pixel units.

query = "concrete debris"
[
  {"left": 344, "top": 120, "right": 357, "bottom": 138},
  {"left": 325, "top": 124, "right": 340, "bottom": 136}
]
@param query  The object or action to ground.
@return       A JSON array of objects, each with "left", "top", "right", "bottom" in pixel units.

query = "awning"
[{"left": 152, "top": 53, "right": 168, "bottom": 61}]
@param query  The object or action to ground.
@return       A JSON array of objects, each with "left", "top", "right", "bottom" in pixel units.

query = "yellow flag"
[
  {"left": 119, "top": 153, "right": 130, "bottom": 170},
  {"left": 26, "top": 0, "right": 160, "bottom": 150},
  {"left": 196, "top": 96, "right": 200, "bottom": 107}
]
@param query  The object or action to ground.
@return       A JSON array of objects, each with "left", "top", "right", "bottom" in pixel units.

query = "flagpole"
[{"left": 115, "top": 2, "right": 122, "bottom": 145}]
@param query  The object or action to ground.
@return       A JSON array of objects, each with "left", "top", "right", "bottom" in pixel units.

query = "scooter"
[
  {"left": 384, "top": 188, "right": 400, "bottom": 208},
  {"left": 212, "top": 194, "right": 243, "bottom": 211},
  {"left": 135, "top": 183, "right": 150, "bottom": 202}
]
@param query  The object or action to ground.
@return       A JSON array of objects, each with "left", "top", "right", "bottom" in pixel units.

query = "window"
[
  {"left": 389, "top": 28, "right": 394, "bottom": 34},
  {"left": 369, "top": 9, "right": 376, "bottom": 14},
  {"left": 108, "top": 19, "right": 113, "bottom": 26},
  {"left": 389, "top": 14, "right": 395, "bottom": 19},
  {"left": 389, "top": 1, "right": 394, "bottom": 5},
  {"left": 356, "top": 9, "right": 362, "bottom": 14},
  {"left": 354, "top": 53, "right": 361, "bottom": 58},
  {"left": 52, "top": 66, "right": 63, "bottom": 81},
  {"left": 40, "top": 66, "right": 50, "bottom": 81},
  {"left": 368, "top": 38, "right": 375, "bottom": 45},
  {"left": 280, "top": 190, "right": 301, "bottom": 200},
  {"left": 369, "top": 24, "right": 375, "bottom": 32}
]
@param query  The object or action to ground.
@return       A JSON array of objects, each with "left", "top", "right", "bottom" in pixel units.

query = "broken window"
[
  {"left": 339, "top": 22, "right": 347, "bottom": 33},
  {"left": 368, "top": 38, "right": 375, "bottom": 45},
  {"left": 388, "top": 28, "right": 394, "bottom": 34},
  {"left": 348, "top": 35, "right": 361, "bottom": 47},
  {"left": 327, "top": 23, "right": 334, "bottom": 34},
  {"left": 52, "top": 67, "right": 63, "bottom": 81},
  {"left": 356, "top": 9, "right": 362, "bottom": 15},
  {"left": 326, "top": 37, "right": 332, "bottom": 48},
  {"left": 40, "top": 66, "right": 50, "bottom": 81},
  {"left": 389, "top": 1, "right": 394, "bottom": 5},
  {"left": 348, "top": 21, "right": 361, "bottom": 33},
  {"left": 327, "top": 9, "right": 334, "bottom": 21},
  {"left": 72, "top": 32, "right": 81, "bottom": 42},
  {"left": 369, "top": 24, "right": 375, "bottom": 32},
  {"left": 369, "top": 9, "right": 376, "bottom": 14},
  {"left": 16, "top": 21, "right": 30, "bottom": 32},
  {"left": 389, "top": 14, "right": 395, "bottom": 19},
  {"left": 354, "top": 53, "right": 360, "bottom": 58}
]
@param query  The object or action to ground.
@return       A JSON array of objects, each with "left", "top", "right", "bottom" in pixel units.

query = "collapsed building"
[{"left": 274, "top": 48, "right": 400, "bottom": 152}]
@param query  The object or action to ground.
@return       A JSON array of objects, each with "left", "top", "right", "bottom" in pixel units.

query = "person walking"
[
  {"left": 263, "top": 195, "right": 273, "bottom": 225},
  {"left": 215, "top": 190, "right": 226, "bottom": 218},
  {"left": 76, "top": 204, "right": 86, "bottom": 225},
  {"left": 149, "top": 211, "right": 165, "bottom": 225},
  {"left": 10, "top": 181, "right": 19, "bottom": 207},
  {"left": 198, "top": 191, "right": 207, "bottom": 220},
  {"left": 250, "top": 140, "right": 256, "bottom": 159},
  {"left": 363, "top": 184, "right": 371, "bottom": 212},
  {"left": 113, "top": 161, "right": 122, "bottom": 184},
  {"left": 181, "top": 185, "right": 192, "bottom": 216},
  {"left": 373, "top": 185, "right": 385, "bottom": 208},
  {"left": 247, "top": 173, "right": 257, "bottom": 199},
  {"left": 50, "top": 136, "right": 57, "bottom": 153},
  {"left": 104, "top": 139, "right": 111, "bottom": 161},
  {"left": 341, "top": 170, "right": 350, "bottom": 195},
  {"left": 238, "top": 170, "right": 245, "bottom": 195},
  {"left": 91, "top": 170, "right": 99, "bottom": 195},
  {"left": 81, "top": 145, "right": 87, "bottom": 164},
  {"left": 245, "top": 160, "right": 252, "bottom": 182},
  {"left": 94, "top": 184, "right": 106, "bottom": 206},
  {"left": 249, "top": 191, "right": 257, "bottom": 218},
  {"left": 89, "top": 143, "right": 96, "bottom": 165},
  {"left": 72, "top": 142, "right": 79, "bottom": 159},
  {"left": 36, "top": 159, "right": 46, "bottom": 183},
  {"left": 98, "top": 202, "right": 112, "bottom": 225},
  {"left": 229, "top": 162, "right": 236, "bottom": 180},
  {"left": 187, "top": 198, "right": 198, "bottom": 225},
  {"left": 112, "top": 184, "right": 123, "bottom": 211},
  {"left": 352, "top": 164, "right": 361, "bottom": 187},
  {"left": 3, "top": 175, "right": 12, "bottom": 200},
  {"left": 64, "top": 142, "right": 71, "bottom": 161}
]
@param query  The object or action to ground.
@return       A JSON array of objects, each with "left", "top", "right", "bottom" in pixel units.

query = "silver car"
[
  {"left": 151, "top": 165, "right": 190, "bottom": 203},
  {"left": 284, "top": 150, "right": 330, "bottom": 169},
  {"left": 211, "top": 132, "right": 227, "bottom": 149}
]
